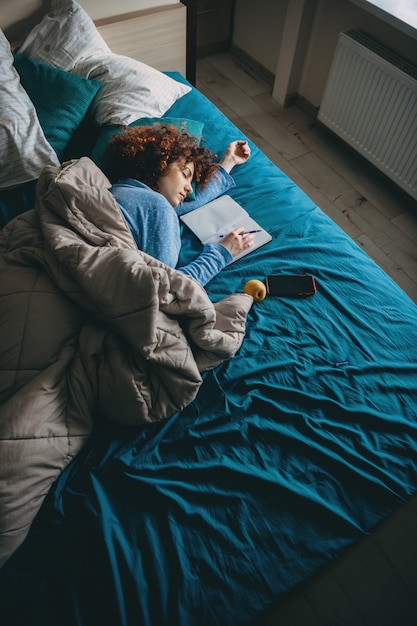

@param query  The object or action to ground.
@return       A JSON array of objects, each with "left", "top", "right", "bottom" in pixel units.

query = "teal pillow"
[
  {"left": 13, "top": 53, "right": 101, "bottom": 160},
  {"left": 91, "top": 117, "right": 204, "bottom": 199}
]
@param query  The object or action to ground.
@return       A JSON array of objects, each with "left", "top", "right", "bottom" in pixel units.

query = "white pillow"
[
  {"left": 19, "top": 0, "right": 191, "bottom": 126},
  {"left": 0, "top": 31, "right": 59, "bottom": 189},
  {"left": 18, "top": 0, "right": 111, "bottom": 71}
]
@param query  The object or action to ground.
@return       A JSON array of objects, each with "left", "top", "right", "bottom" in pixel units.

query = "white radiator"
[{"left": 318, "top": 30, "right": 417, "bottom": 201}]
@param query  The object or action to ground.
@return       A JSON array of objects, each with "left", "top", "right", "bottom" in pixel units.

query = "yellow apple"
[{"left": 243, "top": 279, "right": 267, "bottom": 302}]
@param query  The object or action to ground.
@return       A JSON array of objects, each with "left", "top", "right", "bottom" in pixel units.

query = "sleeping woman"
[{"left": 103, "top": 124, "right": 254, "bottom": 286}]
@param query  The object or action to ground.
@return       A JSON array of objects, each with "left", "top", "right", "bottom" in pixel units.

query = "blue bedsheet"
[{"left": 1, "top": 76, "right": 417, "bottom": 626}]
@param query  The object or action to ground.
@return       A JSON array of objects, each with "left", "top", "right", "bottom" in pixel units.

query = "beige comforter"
[{"left": 0, "top": 157, "right": 252, "bottom": 567}]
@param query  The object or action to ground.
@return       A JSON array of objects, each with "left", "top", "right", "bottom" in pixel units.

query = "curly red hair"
[{"left": 103, "top": 124, "right": 219, "bottom": 189}]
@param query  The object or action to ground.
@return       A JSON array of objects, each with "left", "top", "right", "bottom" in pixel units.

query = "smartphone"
[{"left": 265, "top": 274, "right": 316, "bottom": 297}]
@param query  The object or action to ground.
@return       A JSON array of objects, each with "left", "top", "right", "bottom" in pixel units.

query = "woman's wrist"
[{"left": 218, "top": 155, "right": 236, "bottom": 173}]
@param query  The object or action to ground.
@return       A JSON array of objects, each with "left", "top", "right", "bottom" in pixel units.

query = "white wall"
[
  {"left": 232, "top": 0, "right": 417, "bottom": 107},
  {"left": 232, "top": 0, "right": 286, "bottom": 74},
  {"left": 300, "top": 0, "right": 417, "bottom": 106}
]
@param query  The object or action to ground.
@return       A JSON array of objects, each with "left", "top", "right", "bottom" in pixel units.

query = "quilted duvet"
[{"left": 0, "top": 157, "right": 252, "bottom": 568}]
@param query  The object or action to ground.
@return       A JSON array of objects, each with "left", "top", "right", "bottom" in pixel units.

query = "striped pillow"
[{"left": 0, "top": 31, "right": 59, "bottom": 190}]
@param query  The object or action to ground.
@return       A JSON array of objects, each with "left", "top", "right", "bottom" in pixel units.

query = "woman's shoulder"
[
  {"left": 111, "top": 178, "right": 151, "bottom": 194},
  {"left": 110, "top": 179, "right": 164, "bottom": 206},
  {"left": 109, "top": 180, "right": 175, "bottom": 228}
]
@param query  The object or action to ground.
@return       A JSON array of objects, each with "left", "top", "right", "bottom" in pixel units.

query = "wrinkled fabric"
[
  {"left": 2, "top": 76, "right": 417, "bottom": 626},
  {"left": 0, "top": 157, "right": 252, "bottom": 567}
]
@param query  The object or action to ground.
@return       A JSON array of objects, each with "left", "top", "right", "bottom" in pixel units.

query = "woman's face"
[{"left": 157, "top": 160, "right": 194, "bottom": 207}]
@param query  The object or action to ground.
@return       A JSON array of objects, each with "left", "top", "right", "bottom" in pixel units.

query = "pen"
[{"left": 219, "top": 230, "right": 262, "bottom": 238}]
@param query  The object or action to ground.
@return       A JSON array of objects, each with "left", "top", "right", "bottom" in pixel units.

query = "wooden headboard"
[
  {"left": 2, "top": 1, "right": 188, "bottom": 77},
  {"left": 96, "top": 4, "right": 187, "bottom": 74}
]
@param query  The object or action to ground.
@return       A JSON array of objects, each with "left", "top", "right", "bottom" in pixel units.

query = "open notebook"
[{"left": 180, "top": 195, "right": 272, "bottom": 264}]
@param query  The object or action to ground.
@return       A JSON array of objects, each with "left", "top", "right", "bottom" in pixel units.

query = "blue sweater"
[{"left": 110, "top": 166, "right": 236, "bottom": 286}]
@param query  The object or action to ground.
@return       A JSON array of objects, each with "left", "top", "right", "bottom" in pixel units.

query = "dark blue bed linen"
[
  {"left": 0, "top": 181, "right": 37, "bottom": 228},
  {"left": 1, "top": 75, "right": 417, "bottom": 626}
]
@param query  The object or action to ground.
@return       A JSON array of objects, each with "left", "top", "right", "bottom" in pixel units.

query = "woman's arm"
[
  {"left": 176, "top": 242, "right": 232, "bottom": 286},
  {"left": 217, "top": 140, "right": 251, "bottom": 173},
  {"left": 176, "top": 227, "right": 254, "bottom": 286}
]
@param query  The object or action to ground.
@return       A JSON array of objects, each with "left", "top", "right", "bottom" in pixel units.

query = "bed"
[{"left": 1, "top": 2, "right": 417, "bottom": 625}]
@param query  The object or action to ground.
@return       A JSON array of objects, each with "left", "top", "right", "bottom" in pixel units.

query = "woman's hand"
[
  {"left": 218, "top": 140, "right": 251, "bottom": 173},
  {"left": 219, "top": 226, "right": 254, "bottom": 257}
]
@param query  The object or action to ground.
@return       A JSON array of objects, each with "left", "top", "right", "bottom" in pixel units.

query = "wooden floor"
[{"left": 196, "top": 53, "right": 417, "bottom": 626}]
